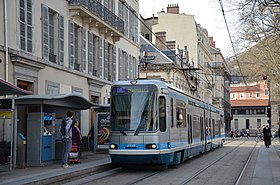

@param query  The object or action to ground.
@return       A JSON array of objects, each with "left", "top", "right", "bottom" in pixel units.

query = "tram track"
[{"left": 62, "top": 139, "right": 255, "bottom": 185}]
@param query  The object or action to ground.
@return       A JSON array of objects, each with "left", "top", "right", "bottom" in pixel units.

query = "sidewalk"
[
  {"left": 0, "top": 150, "right": 112, "bottom": 185},
  {"left": 252, "top": 139, "right": 280, "bottom": 185}
]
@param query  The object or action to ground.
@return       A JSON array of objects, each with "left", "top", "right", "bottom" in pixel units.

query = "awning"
[
  {"left": 14, "top": 94, "right": 102, "bottom": 110},
  {"left": 0, "top": 78, "right": 32, "bottom": 96}
]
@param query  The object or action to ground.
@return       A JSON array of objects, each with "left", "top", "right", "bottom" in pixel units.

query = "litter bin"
[{"left": 16, "top": 133, "right": 26, "bottom": 169}]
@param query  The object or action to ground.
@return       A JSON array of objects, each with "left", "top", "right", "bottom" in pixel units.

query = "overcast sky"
[{"left": 139, "top": 0, "right": 237, "bottom": 57}]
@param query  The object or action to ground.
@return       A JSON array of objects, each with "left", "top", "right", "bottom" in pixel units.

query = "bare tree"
[{"left": 227, "top": 0, "right": 280, "bottom": 82}]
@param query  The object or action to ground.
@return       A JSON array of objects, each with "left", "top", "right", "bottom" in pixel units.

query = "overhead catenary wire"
[{"left": 218, "top": 0, "right": 247, "bottom": 85}]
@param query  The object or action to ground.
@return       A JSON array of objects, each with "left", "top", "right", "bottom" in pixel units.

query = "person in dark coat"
[
  {"left": 263, "top": 124, "right": 272, "bottom": 148},
  {"left": 72, "top": 120, "right": 82, "bottom": 157},
  {"left": 88, "top": 125, "right": 95, "bottom": 152}
]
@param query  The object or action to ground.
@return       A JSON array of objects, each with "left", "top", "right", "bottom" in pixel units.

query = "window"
[
  {"left": 46, "top": 81, "right": 59, "bottom": 95},
  {"left": 118, "top": 50, "right": 128, "bottom": 80},
  {"left": 264, "top": 89, "right": 269, "bottom": 96},
  {"left": 159, "top": 97, "right": 166, "bottom": 132},
  {"left": 41, "top": 4, "right": 64, "bottom": 64},
  {"left": 17, "top": 80, "right": 34, "bottom": 92},
  {"left": 256, "top": 92, "right": 260, "bottom": 98},
  {"left": 176, "top": 100, "right": 186, "bottom": 128},
  {"left": 240, "top": 93, "right": 244, "bottom": 98},
  {"left": 193, "top": 115, "right": 200, "bottom": 138},
  {"left": 20, "top": 0, "right": 33, "bottom": 52},
  {"left": 249, "top": 92, "right": 253, "bottom": 98},
  {"left": 104, "top": 41, "right": 115, "bottom": 81},
  {"left": 69, "top": 21, "right": 84, "bottom": 71}
]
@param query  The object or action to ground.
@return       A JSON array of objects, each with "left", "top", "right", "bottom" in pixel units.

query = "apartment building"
[
  {"left": 230, "top": 80, "right": 269, "bottom": 133},
  {"left": 0, "top": 0, "right": 139, "bottom": 168},
  {"left": 140, "top": 4, "right": 231, "bottom": 131}
]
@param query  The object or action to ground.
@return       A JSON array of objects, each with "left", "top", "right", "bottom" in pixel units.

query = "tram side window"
[
  {"left": 159, "top": 96, "right": 166, "bottom": 132},
  {"left": 176, "top": 100, "right": 186, "bottom": 128}
]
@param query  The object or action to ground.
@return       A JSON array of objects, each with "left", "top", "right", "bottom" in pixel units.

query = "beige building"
[
  {"left": 0, "top": 0, "right": 140, "bottom": 168},
  {"left": 140, "top": 4, "right": 231, "bottom": 132}
]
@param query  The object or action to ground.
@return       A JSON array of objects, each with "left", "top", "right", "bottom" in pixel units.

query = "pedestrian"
[
  {"left": 62, "top": 111, "right": 74, "bottom": 168},
  {"left": 278, "top": 127, "right": 280, "bottom": 143},
  {"left": 262, "top": 124, "right": 272, "bottom": 148},
  {"left": 88, "top": 125, "right": 95, "bottom": 152},
  {"left": 72, "top": 120, "right": 82, "bottom": 158},
  {"left": 230, "top": 130, "right": 234, "bottom": 139},
  {"left": 246, "top": 128, "right": 250, "bottom": 138}
]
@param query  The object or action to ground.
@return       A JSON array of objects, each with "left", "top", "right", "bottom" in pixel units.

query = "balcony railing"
[{"left": 68, "top": 0, "right": 124, "bottom": 34}]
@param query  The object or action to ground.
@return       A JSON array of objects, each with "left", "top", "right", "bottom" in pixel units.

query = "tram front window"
[{"left": 111, "top": 85, "right": 157, "bottom": 132}]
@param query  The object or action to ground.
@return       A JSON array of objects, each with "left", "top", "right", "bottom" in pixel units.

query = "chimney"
[
  {"left": 209, "top": 37, "right": 216, "bottom": 48},
  {"left": 167, "top": 3, "right": 179, "bottom": 14},
  {"left": 155, "top": 32, "right": 167, "bottom": 50}
]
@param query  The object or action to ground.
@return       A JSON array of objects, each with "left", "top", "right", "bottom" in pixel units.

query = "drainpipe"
[{"left": 4, "top": 0, "right": 8, "bottom": 81}]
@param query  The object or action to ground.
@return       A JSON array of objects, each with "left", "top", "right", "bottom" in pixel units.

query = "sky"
[{"left": 139, "top": 0, "right": 237, "bottom": 57}]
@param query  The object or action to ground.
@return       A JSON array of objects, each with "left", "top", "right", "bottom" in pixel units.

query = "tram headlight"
[
  {"left": 110, "top": 144, "right": 118, "bottom": 149},
  {"left": 145, "top": 143, "right": 157, "bottom": 149}
]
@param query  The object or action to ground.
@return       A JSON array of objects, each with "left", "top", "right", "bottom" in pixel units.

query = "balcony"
[{"left": 68, "top": 0, "right": 124, "bottom": 42}]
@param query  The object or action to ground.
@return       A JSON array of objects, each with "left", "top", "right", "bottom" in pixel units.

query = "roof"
[
  {"left": 14, "top": 94, "right": 102, "bottom": 110},
  {"left": 231, "top": 99, "right": 269, "bottom": 107},
  {"left": 230, "top": 83, "right": 261, "bottom": 92},
  {"left": 0, "top": 78, "right": 32, "bottom": 96}
]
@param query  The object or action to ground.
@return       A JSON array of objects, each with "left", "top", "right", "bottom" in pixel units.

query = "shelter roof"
[
  {"left": 15, "top": 94, "right": 102, "bottom": 110},
  {"left": 0, "top": 78, "right": 32, "bottom": 96}
]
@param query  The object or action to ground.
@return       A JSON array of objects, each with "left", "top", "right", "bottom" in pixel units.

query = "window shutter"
[
  {"left": 118, "top": 48, "right": 122, "bottom": 80},
  {"left": 58, "top": 15, "right": 64, "bottom": 65},
  {"left": 129, "top": 54, "right": 132, "bottom": 79},
  {"left": 104, "top": 41, "right": 109, "bottom": 80},
  {"left": 69, "top": 21, "right": 74, "bottom": 69},
  {"left": 41, "top": 4, "right": 49, "bottom": 59},
  {"left": 88, "top": 32, "right": 93, "bottom": 75},
  {"left": 26, "top": 0, "right": 33, "bottom": 53},
  {"left": 98, "top": 37, "right": 103, "bottom": 78},
  {"left": 113, "top": 46, "right": 116, "bottom": 81},
  {"left": 134, "top": 12, "right": 138, "bottom": 43},
  {"left": 82, "top": 29, "right": 86, "bottom": 72}
]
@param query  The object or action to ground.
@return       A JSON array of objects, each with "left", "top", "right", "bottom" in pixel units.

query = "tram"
[{"left": 109, "top": 80, "right": 225, "bottom": 167}]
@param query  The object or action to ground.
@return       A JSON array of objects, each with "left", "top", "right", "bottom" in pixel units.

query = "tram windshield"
[{"left": 111, "top": 85, "right": 157, "bottom": 132}]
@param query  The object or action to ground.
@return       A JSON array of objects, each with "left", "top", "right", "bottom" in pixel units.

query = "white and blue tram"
[{"left": 109, "top": 80, "right": 225, "bottom": 167}]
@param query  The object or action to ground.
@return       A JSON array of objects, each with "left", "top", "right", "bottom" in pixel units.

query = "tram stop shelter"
[
  {"left": 13, "top": 94, "right": 101, "bottom": 168},
  {"left": 0, "top": 78, "right": 32, "bottom": 171}
]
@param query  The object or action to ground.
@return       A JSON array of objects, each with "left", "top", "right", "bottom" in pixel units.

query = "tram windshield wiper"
[
  {"left": 134, "top": 114, "right": 147, "bottom": 135},
  {"left": 120, "top": 130, "right": 127, "bottom": 136}
]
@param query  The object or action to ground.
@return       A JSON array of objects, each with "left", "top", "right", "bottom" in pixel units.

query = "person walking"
[
  {"left": 62, "top": 111, "right": 74, "bottom": 168},
  {"left": 246, "top": 128, "right": 250, "bottom": 138},
  {"left": 88, "top": 125, "right": 95, "bottom": 152},
  {"left": 263, "top": 124, "right": 272, "bottom": 148},
  {"left": 72, "top": 120, "right": 82, "bottom": 158}
]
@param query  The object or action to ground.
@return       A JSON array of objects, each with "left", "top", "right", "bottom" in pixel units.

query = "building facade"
[
  {"left": 0, "top": 0, "right": 140, "bottom": 168},
  {"left": 0, "top": 0, "right": 139, "bottom": 135},
  {"left": 140, "top": 4, "right": 231, "bottom": 130},
  {"left": 230, "top": 80, "right": 270, "bottom": 133}
]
